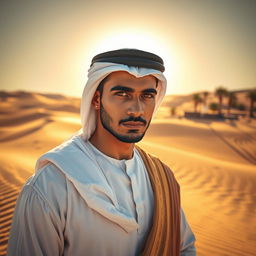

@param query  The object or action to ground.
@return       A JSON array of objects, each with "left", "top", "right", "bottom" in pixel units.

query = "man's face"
[{"left": 98, "top": 71, "right": 158, "bottom": 143}]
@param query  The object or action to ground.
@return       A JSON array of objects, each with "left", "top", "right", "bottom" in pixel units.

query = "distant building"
[{"left": 184, "top": 112, "right": 239, "bottom": 120}]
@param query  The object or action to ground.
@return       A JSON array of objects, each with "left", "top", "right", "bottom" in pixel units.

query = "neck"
[{"left": 89, "top": 129, "right": 134, "bottom": 160}]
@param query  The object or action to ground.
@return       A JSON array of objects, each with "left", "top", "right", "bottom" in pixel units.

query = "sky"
[{"left": 1, "top": 0, "right": 256, "bottom": 96}]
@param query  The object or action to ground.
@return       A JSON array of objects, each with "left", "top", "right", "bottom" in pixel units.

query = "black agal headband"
[{"left": 91, "top": 49, "right": 165, "bottom": 72}]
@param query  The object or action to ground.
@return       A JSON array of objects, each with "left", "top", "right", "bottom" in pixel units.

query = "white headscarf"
[{"left": 80, "top": 62, "right": 167, "bottom": 140}]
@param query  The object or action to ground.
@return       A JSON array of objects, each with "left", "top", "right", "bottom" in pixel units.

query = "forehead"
[{"left": 104, "top": 71, "right": 157, "bottom": 90}]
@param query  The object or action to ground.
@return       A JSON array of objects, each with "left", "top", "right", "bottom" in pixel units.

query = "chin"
[{"left": 116, "top": 133, "right": 145, "bottom": 143}]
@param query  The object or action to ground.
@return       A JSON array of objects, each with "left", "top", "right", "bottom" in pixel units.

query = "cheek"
[
  {"left": 101, "top": 100, "right": 123, "bottom": 121},
  {"left": 145, "top": 101, "right": 156, "bottom": 115},
  {"left": 102, "top": 96, "right": 124, "bottom": 109}
]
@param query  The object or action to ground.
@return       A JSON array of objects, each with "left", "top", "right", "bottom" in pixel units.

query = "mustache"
[{"left": 119, "top": 116, "right": 147, "bottom": 125}]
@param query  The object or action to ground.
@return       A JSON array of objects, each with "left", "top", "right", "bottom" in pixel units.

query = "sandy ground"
[{"left": 0, "top": 92, "right": 256, "bottom": 256}]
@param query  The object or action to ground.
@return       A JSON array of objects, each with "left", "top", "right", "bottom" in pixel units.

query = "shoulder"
[
  {"left": 23, "top": 163, "right": 68, "bottom": 212},
  {"left": 135, "top": 145, "right": 174, "bottom": 172},
  {"left": 135, "top": 145, "right": 178, "bottom": 183},
  {"left": 151, "top": 155, "right": 177, "bottom": 180},
  {"left": 29, "top": 163, "right": 67, "bottom": 190}
]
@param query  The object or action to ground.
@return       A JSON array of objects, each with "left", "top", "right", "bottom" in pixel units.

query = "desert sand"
[{"left": 0, "top": 91, "right": 256, "bottom": 256}]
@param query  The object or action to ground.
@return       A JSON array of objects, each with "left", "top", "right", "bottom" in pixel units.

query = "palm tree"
[
  {"left": 170, "top": 106, "right": 176, "bottom": 116},
  {"left": 202, "top": 91, "right": 209, "bottom": 114},
  {"left": 227, "top": 92, "right": 237, "bottom": 115},
  {"left": 193, "top": 93, "right": 202, "bottom": 113},
  {"left": 215, "top": 86, "right": 228, "bottom": 115},
  {"left": 247, "top": 90, "right": 256, "bottom": 118},
  {"left": 203, "top": 91, "right": 209, "bottom": 105},
  {"left": 209, "top": 102, "right": 218, "bottom": 113}
]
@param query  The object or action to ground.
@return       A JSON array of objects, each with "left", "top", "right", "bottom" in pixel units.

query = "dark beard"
[{"left": 100, "top": 103, "right": 149, "bottom": 143}]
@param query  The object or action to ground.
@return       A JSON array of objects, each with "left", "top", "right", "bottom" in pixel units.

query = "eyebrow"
[
  {"left": 110, "top": 85, "right": 157, "bottom": 95},
  {"left": 110, "top": 85, "right": 134, "bottom": 92},
  {"left": 142, "top": 88, "right": 158, "bottom": 95}
]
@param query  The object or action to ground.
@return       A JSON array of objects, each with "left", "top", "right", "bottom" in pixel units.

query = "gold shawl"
[{"left": 136, "top": 146, "right": 181, "bottom": 256}]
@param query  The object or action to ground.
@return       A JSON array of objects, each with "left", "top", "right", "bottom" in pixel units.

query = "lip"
[{"left": 121, "top": 121, "right": 145, "bottom": 128}]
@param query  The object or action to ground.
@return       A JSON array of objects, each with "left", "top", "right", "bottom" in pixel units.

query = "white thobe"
[{"left": 7, "top": 135, "right": 196, "bottom": 256}]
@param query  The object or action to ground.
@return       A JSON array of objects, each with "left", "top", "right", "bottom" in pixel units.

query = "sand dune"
[
  {"left": 139, "top": 140, "right": 256, "bottom": 256},
  {"left": 0, "top": 91, "right": 256, "bottom": 256}
]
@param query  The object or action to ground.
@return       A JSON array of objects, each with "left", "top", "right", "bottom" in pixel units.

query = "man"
[{"left": 7, "top": 49, "right": 196, "bottom": 255}]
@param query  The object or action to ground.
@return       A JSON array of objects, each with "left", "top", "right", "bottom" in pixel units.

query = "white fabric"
[
  {"left": 80, "top": 62, "right": 167, "bottom": 140},
  {"left": 8, "top": 135, "right": 196, "bottom": 256},
  {"left": 35, "top": 135, "right": 150, "bottom": 233}
]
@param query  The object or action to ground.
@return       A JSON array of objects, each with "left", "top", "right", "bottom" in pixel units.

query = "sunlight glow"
[{"left": 87, "top": 30, "right": 178, "bottom": 80}]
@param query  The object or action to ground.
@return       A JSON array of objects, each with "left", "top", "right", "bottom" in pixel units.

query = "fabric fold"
[
  {"left": 135, "top": 146, "right": 181, "bottom": 256},
  {"left": 35, "top": 136, "right": 139, "bottom": 233}
]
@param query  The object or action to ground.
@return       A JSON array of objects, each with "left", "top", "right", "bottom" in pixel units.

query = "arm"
[
  {"left": 7, "top": 184, "right": 64, "bottom": 256},
  {"left": 180, "top": 208, "right": 196, "bottom": 256}
]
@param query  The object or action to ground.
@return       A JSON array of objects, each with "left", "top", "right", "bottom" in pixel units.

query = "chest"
[{"left": 63, "top": 175, "right": 153, "bottom": 256}]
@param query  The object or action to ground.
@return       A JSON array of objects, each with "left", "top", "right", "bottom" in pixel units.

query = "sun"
[
  {"left": 77, "top": 29, "right": 179, "bottom": 95},
  {"left": 92, "top": 31, "right": 165, "bottom": 55},
  {"left": 89, "top": 30, "right": 176, "bottom": 79}
]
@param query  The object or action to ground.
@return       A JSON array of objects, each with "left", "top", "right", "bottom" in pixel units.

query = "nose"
[{"left": 127, "top": 98, "right": 144, "bottom": 117}]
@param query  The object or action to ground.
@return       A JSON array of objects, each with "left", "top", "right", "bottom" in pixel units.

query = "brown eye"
[
  {"left": 142, "top": 93, "right": 155, "bottom": 99},
  {"left": 116, "top": 91, "right": 129, "bottom": 97}
]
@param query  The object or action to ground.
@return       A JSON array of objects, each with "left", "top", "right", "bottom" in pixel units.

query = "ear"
[{"left": 91, "top": 90, "right": 101, "bottom": 110}]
